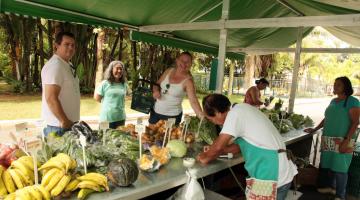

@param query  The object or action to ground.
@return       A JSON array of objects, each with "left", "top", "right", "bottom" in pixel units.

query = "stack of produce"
[
  {"left": 118, "top": 120, "right": 195, "bottom": 145},
  {"left": 3, "top": 185, "right": 50, "bottom": 200},
  {"left": 260, "top": 107, "right": 314, "bottom": 133},
  {"left": 74, "top": 173, "right": 109, "bottom": 199},
  {"left": 39, "top": 129, "right": 139, "bottom": 174},
  {"left": 39, "top": 153, "right": 76, "bottom": 197},
  {"left": 0, "top": 144, "right": 24, "bottom": 169},
  {"left": 0, "top": 156, "right": 37, "bottom": 197},
  {"left": 107, "top": 158, "right": 139, "bottom": 187},
  {"left": 187, "top": 117, "right": 218, "bottom": 145},
  {"left": 139, "top": 146, "right": 171, "bottom": 172}
]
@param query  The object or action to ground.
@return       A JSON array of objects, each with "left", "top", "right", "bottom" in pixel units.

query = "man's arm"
[
  {"left": 45, "top": 84, "right": 73, "bottom": 129},
  {"left": 197, "top": 134, "right": 233, "bottom": 164}
]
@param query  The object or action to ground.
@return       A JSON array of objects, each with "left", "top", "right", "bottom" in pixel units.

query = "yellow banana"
[
  {"left": 77, "top": 188, "right": 96, "bottom": 200},
  {"left": 39, "top": 160, "right": 66, "bottom": 172},
  {"left": 0, "top": 165, "right": 4, "bottom": 175},
  {"left": 77, "top": 180, "right": 102, "bottom": 192},
  {"left": 40, "top": 168, "right": 59, "bottom": 187},
  {"left": 11, "top": 168, "right": 32, "bottom": 186},
  {"left": 35, "top": 185, "right": 50, "bottom": 200},
  {"left": 2, "top": 170, "right": 16, "bottom": 193},
  {"left": 15, "top": 189, "right": 31, "bottom": 200},
  {"left": 4, "top": 192, "right": 15, "bottom": 200},
  {"left": 78, "top": 173, "right": 109, "bottom": 191},
  {"left": 8, "top": 169, "right": 24, "bottom": 189},
  {"left": 45, "top": 170, "right": 64, "bottom": 191},
  {"left": 55, "top": 153, "right": 72, "bottom": 172},
  {"left": 11, "top": 160, "right": 34, "bottom": 181},
  {"left": 24, "top": 186, "right": 42, "bottom": 200},
  {"left": 17, "top": 156, "right": 35, "bottom": 171},
  {"left": 0, "top": 175, "right": 8, "bottom": 196},
  {"left": 70, "top": 159, "right": 77, "bottom": 169},
  {"left": 50, "top": 174, "right": 71, "bottom": 197},
  {"left": 64, "top": 178, "right": 80, "bottom": 192}
]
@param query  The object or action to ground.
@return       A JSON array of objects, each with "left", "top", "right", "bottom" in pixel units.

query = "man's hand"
[
  {"left": 197, "top": 152, "right": 210, "bottom": 164},
  {"left": 61, "top": 119, "right": 73, "bottom": 129}
]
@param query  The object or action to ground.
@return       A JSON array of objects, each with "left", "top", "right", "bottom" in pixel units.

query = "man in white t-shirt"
[
  {"left": 197, "top": 94, "right": 297, "bottom": 200},
  {"left": 41, "top": 32, "right": 80, "bottom": 136}
]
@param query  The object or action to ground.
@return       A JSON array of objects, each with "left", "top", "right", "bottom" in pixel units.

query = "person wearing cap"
[{"left": 244, "top": 78, "right": 269, "bottom": 107}]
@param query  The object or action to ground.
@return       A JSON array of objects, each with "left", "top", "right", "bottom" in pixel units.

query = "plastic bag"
[{"left": 167, "top": 170, "right": 205, "bottom": 200}]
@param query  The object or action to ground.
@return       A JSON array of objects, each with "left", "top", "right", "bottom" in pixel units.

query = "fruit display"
[
  {"left": 0, "top": 152, "right": 110, "bottom": 200},
  {"left": 0, "top": 155, "right": 38, "bottom": 198},
  {"left": 0, "top": 144, "right": 25, "bottom": 169},
  {"left": 138, "top": 145, "right": 171, "bottom": 172},
  {"left": 39, "top": 153, "right": 76, "bottom": 197},
  {"left": 107, "top": 158, "right": 139, "bottom": 187},
  {"left": 3, "top": 185, "right": 50, "bottom": 200}
]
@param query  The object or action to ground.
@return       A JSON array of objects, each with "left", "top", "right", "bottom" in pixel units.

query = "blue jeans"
[
  {"left": 318, "top": 168, "right": 348, "bottom": 199},
  {"left": 43, "top": 125, "right": 69, "bottom": 137},
  {"left": 109, "top": 120, "right": 125, "bottom": 129},
  {"left": 277, "top": 182, "right": 292, "bottom": 200}
]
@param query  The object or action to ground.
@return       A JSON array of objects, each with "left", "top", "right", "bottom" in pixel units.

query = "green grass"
[{"left": 0, "top": 93, "right": 244, "bottom": 120}]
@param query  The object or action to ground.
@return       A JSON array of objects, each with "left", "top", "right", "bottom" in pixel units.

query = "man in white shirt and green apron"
[{"left": 197, "top": 94, "right": 297, "bottom": 200}]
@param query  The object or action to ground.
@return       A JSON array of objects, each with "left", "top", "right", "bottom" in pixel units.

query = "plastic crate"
[{"left": 130, "top": 79, "right": 157, "bottom": 114}]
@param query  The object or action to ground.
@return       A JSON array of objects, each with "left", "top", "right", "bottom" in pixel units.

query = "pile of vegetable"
[
  {"left": 260, "top": 107, "right": 314, "bottom": 134},
  {"left": 38, "top": 127, "right": 139, "bottom": 174},
  {"left": 187, "top": 117, "right": 218, "bottom": 145}
]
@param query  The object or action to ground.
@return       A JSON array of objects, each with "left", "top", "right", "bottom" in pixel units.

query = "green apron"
[
  {"left": 321, "top": 99, "right": 355, "bottom": 173},
  {"left": 235, "top": 138, "right": 278, "bottom": 199}
]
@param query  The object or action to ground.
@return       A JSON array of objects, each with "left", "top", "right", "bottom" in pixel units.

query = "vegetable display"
[
  {"left": 187, "top": 117, "right": 218, "bottom": 145},
  {"left": 107, "top": 158, "right": 139, "bottom": 187}
]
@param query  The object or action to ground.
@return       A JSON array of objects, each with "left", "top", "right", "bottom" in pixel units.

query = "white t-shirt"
[
  {"left": 221, "top": 103, "right": 298, "bottom": 187},
  {"left": 41, "top": 54, "right": 80, "bottom": 126}
]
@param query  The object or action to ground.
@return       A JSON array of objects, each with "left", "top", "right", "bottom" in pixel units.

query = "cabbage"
[{"left": 166, "top": 140, "right": 187, "bottom": 158}]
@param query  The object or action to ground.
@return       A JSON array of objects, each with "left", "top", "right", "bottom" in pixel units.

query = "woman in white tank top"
[{"left": 149, "top": 52, "right": 204, "bottom": 125}]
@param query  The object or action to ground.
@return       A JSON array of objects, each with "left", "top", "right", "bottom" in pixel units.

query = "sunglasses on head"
[{"left": 162, "top": 84, "right": 170, "bottom": 94}]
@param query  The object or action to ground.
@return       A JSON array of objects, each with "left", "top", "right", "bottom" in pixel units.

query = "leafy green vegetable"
[
  {"left": 166, "top": 140, "right": 187, "bottom": 157},
  {"left": 187, "top": 116, "right": 218, "bottom": 145}
]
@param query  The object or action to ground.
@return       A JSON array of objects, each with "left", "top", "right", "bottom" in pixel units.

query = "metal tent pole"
[
  {"left": 288, "top": 27, "right": 303, "bottom": 113},
  {"left": 215, "top": 0, "right": 229, "bottom": 93}
]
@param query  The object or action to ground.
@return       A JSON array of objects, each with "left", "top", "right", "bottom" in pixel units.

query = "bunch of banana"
[
  {"left": 39, "top": 153, "right": 76, "bottom": 173},
  {"left": 0, "top": 166, "right": 8, "bottom": 197},
  {"left": 3, "top": 185, "right": 50, "bottom": 200},
  {"left": 64, "top": 173, "right": 108, "bottom": 199},
  {"left": 39, "top": 153, "right": 76, "bottom": 197},
  {"left": 1, "top": 156, "right": 37, "bottom": 195}
]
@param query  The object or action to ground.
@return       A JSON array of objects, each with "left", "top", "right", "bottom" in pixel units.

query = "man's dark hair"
[
  {"left": 202, "top": 94, "right": 231, "bottom": 117},
  {"left": 55, "top": 32, "right": 75, "bottom": 45},
  {"left": 335, "top": 76, "right": 354, "bottom": 107}
]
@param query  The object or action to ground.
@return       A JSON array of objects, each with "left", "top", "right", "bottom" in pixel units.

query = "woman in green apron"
[
  {"left": 305, "top": 76, "right": 360, "bottom": 200},
  {"left": 197, "top": 94, "right": 297, "bottom": 200}
]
